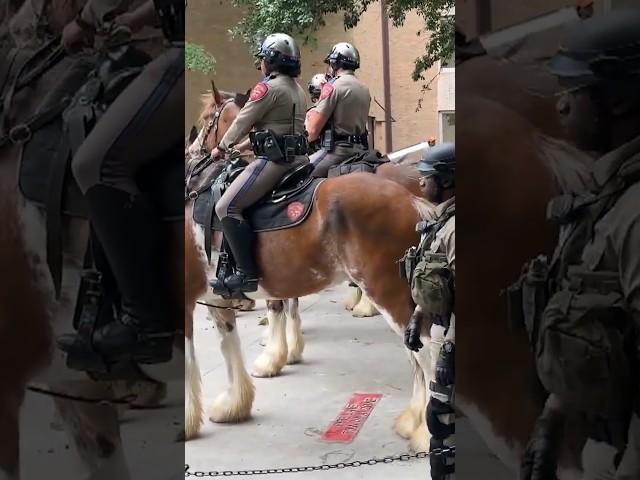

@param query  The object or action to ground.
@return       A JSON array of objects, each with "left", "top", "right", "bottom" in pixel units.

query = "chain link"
[{"left": 185, "top": 446, "right": 454, "bottom": 477}]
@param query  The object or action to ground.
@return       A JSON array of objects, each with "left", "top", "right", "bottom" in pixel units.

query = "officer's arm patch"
[
  {"left": 319, "top": 83, "right": 334, "bottom": 101},
  {"left": 249, "top": 83, "right": 269, "bottom": 102}
]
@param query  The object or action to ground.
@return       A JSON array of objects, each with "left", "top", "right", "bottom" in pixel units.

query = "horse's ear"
[
  {"left": 188, "top": 125, "right": 198, "bottom": 144},
  {"left": 234, "top": 91, "right": 250, "bottom": 108},
  {"left": 211, "top": 80, "right": 223, "bottom": 106}
]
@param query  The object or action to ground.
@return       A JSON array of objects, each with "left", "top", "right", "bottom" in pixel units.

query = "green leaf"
[{"left": 185, "top": 42, "right": 216, "bottom": 74}]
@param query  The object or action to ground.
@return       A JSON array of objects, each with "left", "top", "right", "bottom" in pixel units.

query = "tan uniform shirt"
[
  {"left": 425, "top": 197, "right": 456, "bottom": 277},
  {"left": 219, "top": 72, "right": 307, "bottom": 151},
  {"left": 311, "top": 71, "right": 370, "bottom": 136},
  {"left": 579, "top": 137, "right": 640, "bottom": 313},
  {"left": 577, "top": 138, "right": 640, "bottom": 480}
]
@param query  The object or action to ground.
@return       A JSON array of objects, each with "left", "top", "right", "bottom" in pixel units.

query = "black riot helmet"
[
  {"left": 418, "top": 142, "right": 455, "bottom": 177},
  {"left": 548, "top": 9, "right": 640, "bottom": 87},
  {"left": 324, "top": 42, "right": 360, "bottom": 71},
  {"left": 256, "top": 33, "right": 301, "bottom": 77}
]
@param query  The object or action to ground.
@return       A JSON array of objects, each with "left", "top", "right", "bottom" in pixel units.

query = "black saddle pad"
[
  {"left": 327, "top": 150, "right": 388, "bottom": 178},
  {"left": 193, "top": 176, "right": 324, "bottom": 233}
]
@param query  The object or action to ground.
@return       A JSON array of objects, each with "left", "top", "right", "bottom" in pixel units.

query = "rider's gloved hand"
[{"left": 61, "top": 17, "right": 94, "bottom": 52}]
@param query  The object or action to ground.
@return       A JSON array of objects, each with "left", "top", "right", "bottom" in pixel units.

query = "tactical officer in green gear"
[
  {"left": 518, "top": 10, "right": 640, "bottom": 480},
  {"left": 403, "top": 142, "right": 455, "bottom": 480}
]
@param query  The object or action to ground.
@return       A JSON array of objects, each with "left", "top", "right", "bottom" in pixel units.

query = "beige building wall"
[{"left": 186, "top": 0, "right": 443, "bottom": 154}]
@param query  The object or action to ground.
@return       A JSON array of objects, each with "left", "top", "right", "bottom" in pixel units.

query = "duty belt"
[{"left": 335, "top": 133, "right": 368, "bottom": 145}]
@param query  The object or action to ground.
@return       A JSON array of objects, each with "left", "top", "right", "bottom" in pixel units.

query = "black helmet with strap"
[
  {"left": 325, "top": 42, "right": 360, "bottom": 70},
  {"left": 548, "top": 9, "right": 640, "bottom": 87},
  {"left": 418, "top": 142, "right": 455, "bottom": 176},
  {"left": 256, "top": 33, "right": 301, "bottom": 74}
]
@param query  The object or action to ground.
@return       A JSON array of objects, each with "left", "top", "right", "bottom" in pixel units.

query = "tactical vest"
[
  {"left": 401, "top": 204, "right": 455, "bottom": 324},
  {"left": 509, "top": 162, "right": 640, "bottom": 419}
]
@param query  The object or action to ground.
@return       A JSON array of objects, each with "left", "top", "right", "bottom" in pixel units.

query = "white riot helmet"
[{"left": 324, "top": 42, "right": 360, "bottom": 70}]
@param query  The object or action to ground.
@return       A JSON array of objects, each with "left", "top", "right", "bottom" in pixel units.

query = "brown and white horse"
[{"left": 183, "top": 83, "right": 438, "bottom": 451}]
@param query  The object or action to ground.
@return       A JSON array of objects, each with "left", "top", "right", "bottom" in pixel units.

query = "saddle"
[
  {"left": 327, "top": 149, "right": 388, "bottom": 177},
  {"left": 14, "top": 46, "right": 183, "bottom": 299},
  {"left": 191, "top": 159, "right": 324, "bottom": 260}
]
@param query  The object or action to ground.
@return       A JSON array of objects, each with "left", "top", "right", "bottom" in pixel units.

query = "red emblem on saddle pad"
[
  {"left": 321, "top": 393, "right": 383, "bottom": 443},
  {"left": 287, "top": 201, "right": 305, "bottom": 221},
  {"left": 319, "top": 83, "right": 334, "bottom": 101},
  {"left": 249, "top": 82, "right": 269, "bottom": 102}
]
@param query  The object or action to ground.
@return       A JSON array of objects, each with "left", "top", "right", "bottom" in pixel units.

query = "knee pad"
[{"left": 426, "top": 397, "right": 455, "bottom": 440}]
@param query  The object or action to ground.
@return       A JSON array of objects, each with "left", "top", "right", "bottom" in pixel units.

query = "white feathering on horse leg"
[
  {"left": 343, "top": 283, "right": 361, "bottom": 311},
  {"left": 285, "top": 299, "right": 304, "bottom": 365},
  {"left": 208, "top": 309, "right": 254, "bottom": 423},
  {"left": 409, "top": 343, "right": 433, "bottom": 453},
  {"left": 252, "top": 304, "right": 288, "bottom": 378},
  {"left": 394, "top": 353, "right": 427, "bottom": 440},
  {"left": 352, "top": 290, "right": 380, "bottom": 317},
  {"left": 184, "top": 336, "right": 203, "bottom": 439}
]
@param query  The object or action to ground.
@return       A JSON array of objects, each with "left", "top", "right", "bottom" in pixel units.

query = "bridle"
[{"left": 195, "top": 97, "right": 233, "bottom": 155}]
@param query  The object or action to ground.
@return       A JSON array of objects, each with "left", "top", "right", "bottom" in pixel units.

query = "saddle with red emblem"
[{"left": 190, "top": 159, "right": 323, "bottom": 258}]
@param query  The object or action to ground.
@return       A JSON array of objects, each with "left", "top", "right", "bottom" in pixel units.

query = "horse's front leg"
[
  {"left": 53, "top": 384, "right": 130, "bottom": 480},
  {"left": 252, "top": 300, "right": 288, "bottom": 378},
  {"left": 208, "top": 307, "right": 254, "bottom": 423}
]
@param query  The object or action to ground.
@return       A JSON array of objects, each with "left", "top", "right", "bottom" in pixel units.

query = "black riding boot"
[
  {"left": 211, "top": 217, "right": 259, "bottom": 295},
  {"left": 67, "top": 185, "right": 173, "bottom": 364}
]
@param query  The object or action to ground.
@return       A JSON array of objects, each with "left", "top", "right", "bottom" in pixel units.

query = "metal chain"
[{"left": 185, "top": 446, "right": 454, "bottom": 477}]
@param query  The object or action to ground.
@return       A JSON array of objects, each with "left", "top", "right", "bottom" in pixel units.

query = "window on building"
[
  {"left": 439, "top": 111, "right": 455, "bottom": 143},
  {"left": 440, "top": 15, "right": 455, "bottom": 70}
]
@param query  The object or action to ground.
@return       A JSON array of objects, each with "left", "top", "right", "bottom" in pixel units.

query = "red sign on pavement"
[{"left": 321, "top": 393, "right": 383, "bottom": 443}]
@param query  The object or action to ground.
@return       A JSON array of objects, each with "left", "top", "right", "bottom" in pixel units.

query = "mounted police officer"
[
  {"left": 305, "top": 42, "right": 371, "bottom": 177},
  {"left": 209, "top": 33, "right": 308, "bottom": 296},
  {"left": 308, "top": 73, "right": 328, "bottom": 105},
  {"left": 57, "top": 0, "right": 184, "bottom": 365},
  {"left": 403, "top": 142, "right": 455, "bottom": 480},
  {"left": 519, "top": 10, "right": 640, "bottom": 479}
]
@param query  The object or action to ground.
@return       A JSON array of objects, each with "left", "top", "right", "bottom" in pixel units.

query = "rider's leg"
[
  {"left": 310, "top": 143, "right": 363, "bottom": 177},
  {"left": 70, "top": 47, "right": 184, "bottom": 363},
  {"left": 212, "top": 157, "right": 291, "bottom": 294}
]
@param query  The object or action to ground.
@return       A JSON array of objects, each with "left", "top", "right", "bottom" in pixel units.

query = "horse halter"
[{"left": 197, "top": 98, "right": 233, "bottom": 154}]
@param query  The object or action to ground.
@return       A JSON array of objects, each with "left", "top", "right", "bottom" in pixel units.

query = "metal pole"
[{"left": 380, "top": 0, "right": 393, "bottom": 152}]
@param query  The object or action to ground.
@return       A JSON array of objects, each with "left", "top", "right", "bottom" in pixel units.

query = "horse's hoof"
[
  {"left": 394, "top": 407, "right": 420, "bottom": 439},
  {"left": 409, "top": 422, "right": 430, "bottom": 452},
  {"left": 252, "top": 352, "right": 285, "bottom": 378}
]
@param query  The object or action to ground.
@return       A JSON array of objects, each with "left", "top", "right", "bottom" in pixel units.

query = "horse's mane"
[{"left": 535, "top": 133, "right": 596, "bottom": 194}]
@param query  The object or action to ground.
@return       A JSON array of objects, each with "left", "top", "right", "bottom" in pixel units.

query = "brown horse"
[
  {"left": 0, "top": 8, "right": 182, "bottom": 478},
  {"left": 456, "top": 93, "right": 595, "bottom": 477}
]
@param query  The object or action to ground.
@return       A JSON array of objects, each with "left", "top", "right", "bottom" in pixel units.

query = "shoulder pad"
[
  {"left": 319, "top": 83, "right": 334, "bottom": 101},
  {"left": 249, "top": 82, "right": 269, "bottom": 102}
]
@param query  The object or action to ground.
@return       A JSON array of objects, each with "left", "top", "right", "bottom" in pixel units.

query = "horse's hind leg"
[
  {"left": 394, "top": 352, "right": 427, "bottom": 440},
  {"left": 344, "top": 283, "right": 362, "bottom": 311},
  {"left": 352, "top": 290, "right": 380, "bottom": 318},
  {"left": 53, "top": 389, "right": 130, "bottom": 480},
  {"left": 252, "top": 300, "right": 288, "bottom": 378},
  {"left": 285, "top": 298, "right": 304, "bottom": 365},
  {"left": 185, "top": 304, "right": 203, "bottom": 439},
  {"left": 208, "top": 307, "right": 254, "bottom": 423},
  {"left": 0, "top": 386, "right": 22, "bottom": 479}
]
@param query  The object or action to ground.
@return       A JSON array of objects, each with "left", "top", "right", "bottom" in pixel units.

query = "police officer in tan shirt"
[
  {"left": 57, "top": 0, "right": 183, "bottom": 365},
  {"left": 209, "top": 33, "right": 309, "bottom": 296},
  {"left": 305, "top": 42, "right": 371, "bottom": 177}
]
